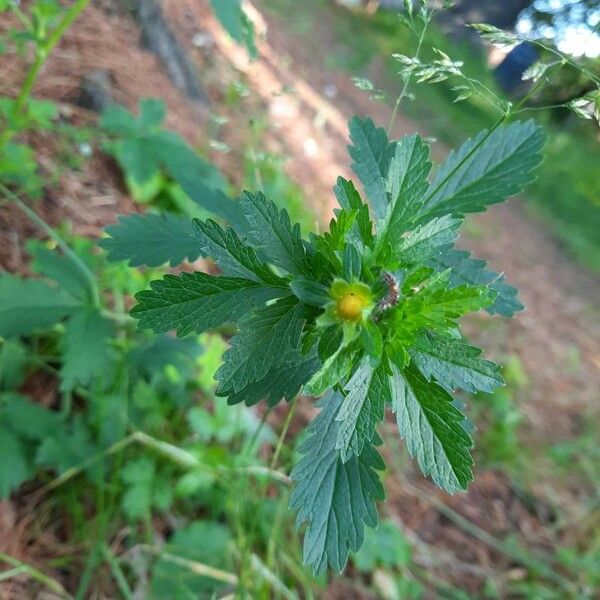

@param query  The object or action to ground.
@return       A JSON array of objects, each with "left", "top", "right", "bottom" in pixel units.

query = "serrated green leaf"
[
  {"left": 61, "top": 308, "right": 113, "bottom": 391},
  {"left": 0, "top": 274, "right": 80, "bottom": 337},
  {"left": 305, "top": 343, "right": 357, "bottom": 396},
  {"left": 216, "top": 296, "right": 307, "bottom": 394},
  {"left": 240, "top": 191, "right": 310, "bottom": 275},
  {"left": 394, "top": 215, "right": 460, "bottom": 265},
  {"left": 100, "top": 213, "right": 200, "bottom": 267},
  {"left": 132, "top": 272, "right": 286, "bottom": 337},
  {"left": 290, "top": 277, "right": 330, "bottom": 307},
  {"left": 410, "top": 330, "right": 503, "bottom": 393},
  {"left": 348, "top": 116, "right": 396, "bottom": 219},
  {"left": 342, "top": 243, "right": 362, "bottom": 280},
  {"left": 428, "top": 246, "right": 523, "bottom": 317},
  {"left": 421, "top": 121, "right": 544, "bottom": 221},
  {"left": 224, "top": 346, "right": 320, "bottom": 407},
  {"left": 336, "top": 358, "right": 388, "bottom": 462},
  {"left": 391, "top": 364, "right": 473, "bottom": 492},
  {"left": 191, "top": 218, "right": 282, "bottom": 284},
  {"left": 378, "top": 134, "right": 431, "bottom": 249},
  {"left": 290, "top": 392, "right": 385, "bottom": 574},
  {"left": 333, "top": 177, "right": 374, "bottom": 247},
  {"left": 30, "top": 245, "right": 92, "bottom": 302},
  {"left": 399, "top": 270, "right": 496, "bottom": 330}
]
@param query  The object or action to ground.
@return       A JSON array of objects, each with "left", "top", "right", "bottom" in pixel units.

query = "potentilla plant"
[{"left": 110, "top": 115, "right": 544, "bottom": 573}]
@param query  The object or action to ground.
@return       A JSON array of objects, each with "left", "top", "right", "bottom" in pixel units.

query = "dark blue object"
[{"left": 494, "top": 42, "right": 538, "bottom": 92}]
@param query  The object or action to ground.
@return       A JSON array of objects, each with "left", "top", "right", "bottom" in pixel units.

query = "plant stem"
[
  {"left": 36, "top": 430, "right": 290, "bottom": 498},
  {"left": 270, "top": 396, "right": 299, "bottom": 470},
  {"left": 139, "top": 546, "right": 239, "bottom": 585},
  {"left": 101, "top": 545, "right": 134, "bottom": 600},
  {"left": 243, "top": 406, "right": 272, "bottom": 457},
  {"left": 387, "top": 10, "right": 433, "bottom": 135},
  {"left": 74, "top": 544, "right": 101, "bottom": 600},
  {"left": 0, "top": 553, "right": 72, "bottom": 599},
  {"left": 7, "top": 0, "right": 33, "bottom": 32},
  {"left": 0, "top": 182, "right": 100, "bottom": 307},
  {"left": 0, "top": 0, "right": 91, "bottom": 146}
]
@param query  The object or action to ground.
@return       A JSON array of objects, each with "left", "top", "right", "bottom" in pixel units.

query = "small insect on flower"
[{"left": 378, "top": 273, "right": 400, "bottom": 312}]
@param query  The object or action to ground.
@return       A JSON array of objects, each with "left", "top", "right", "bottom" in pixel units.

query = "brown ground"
[{"left": 1, "top": 0, "right": 599, "bottom": 598}]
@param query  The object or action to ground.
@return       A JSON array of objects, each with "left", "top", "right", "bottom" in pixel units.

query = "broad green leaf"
[
  {"left": 0, "top": 394, "right": 62, "bottom": 497},
  {"left": 421, "top": 121, "right": 544, "bottom": 220},
  {"left": 410, "top": 330, "right": 503, "bottom": 393},
  {"left": 348, "top": 116, "right": 396, "bottom": 219},
  {"left": 394, "top": 215, "right": 460, "bottom": 265},
  {"left": 100, "top": 213, "right": 200, "bottom": 267},
  {"left": 391, "top": 365, "right": 473, "bottom": 492},
  {"left": 209, "top": 0, "right": 257, "bottom": 58},
  {"left": 0, "top": 425, "right": 31, "bottom": 497},
  {"left": 101, "top": 100, "right": 248, "bottom": 230},
  {"left": 0, "top": 341, "right": 28, "bottom": 390},
  {"left": 1, "top": 393, "right": 61, "bottom": 440},
  {"left": 129, "top": 335, "right": 204, "bottom": 376},
  {"left": 290, "top": 392, "right": 385, "bottom": 574},
  {"left": 192, "top": 218, "right": 282, "bottom": 284},
  {"left": 132, "top": 272, "right": 286, "bottom": 337},
  {"left": 216, "top": 296, "right": 307, "bottom": 394},
  {"left": 224, "top": 346, "right": 320, "bottom": 407},
  {"left": 336, "top": 358, "right": 389, "bottom": 462},
  {"left": 428, "top": 245, "right": 523, "bottom": 317},
  {"left": 210, "top": 0, "right": 244, "bottom": 39},
  {"left": 353, "top": 519, "right": 412, "bottom": 572},
  {"left": 0, "top": 274, "right": 80, "bottom": 337},
  {"left": 61, "top": 308, "right": 114, "bottom": 390},
  {"left": 120, "top": 456, "right": 156, "bottom": 520},
  {"left": 240, "top": 191, "right": 310, "bottom": 275},
  {"left": 378, "top": 134, "right": 431, "bottom": 249},
  {"left": 151, "top": 520, "right": 233, "bottom": 597},
  {"left": 36, "top": 416, "right": 100, "bottom": 477},
  {"left": 30, "top": 245, "right": 92, "bottom": 302}
]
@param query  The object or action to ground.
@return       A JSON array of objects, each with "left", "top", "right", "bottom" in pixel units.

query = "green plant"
[
  {"left": 104, "top": 108, "right": 544, "bottom": 572},
  {"left": 0, "top": 0, "right": 91, "bottom": 195}
]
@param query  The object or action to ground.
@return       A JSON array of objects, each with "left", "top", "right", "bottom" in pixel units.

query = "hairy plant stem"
[
  {"left": 0, "top": 182, "right": 100, "bottom": 307},
  {"left": 0, "top": 0, "right": 91, "bottom": 147}
]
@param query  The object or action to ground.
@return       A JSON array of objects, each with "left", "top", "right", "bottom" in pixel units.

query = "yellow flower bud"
[{"left": 336, "top": 292, "right": 367, "bottom": 321}]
